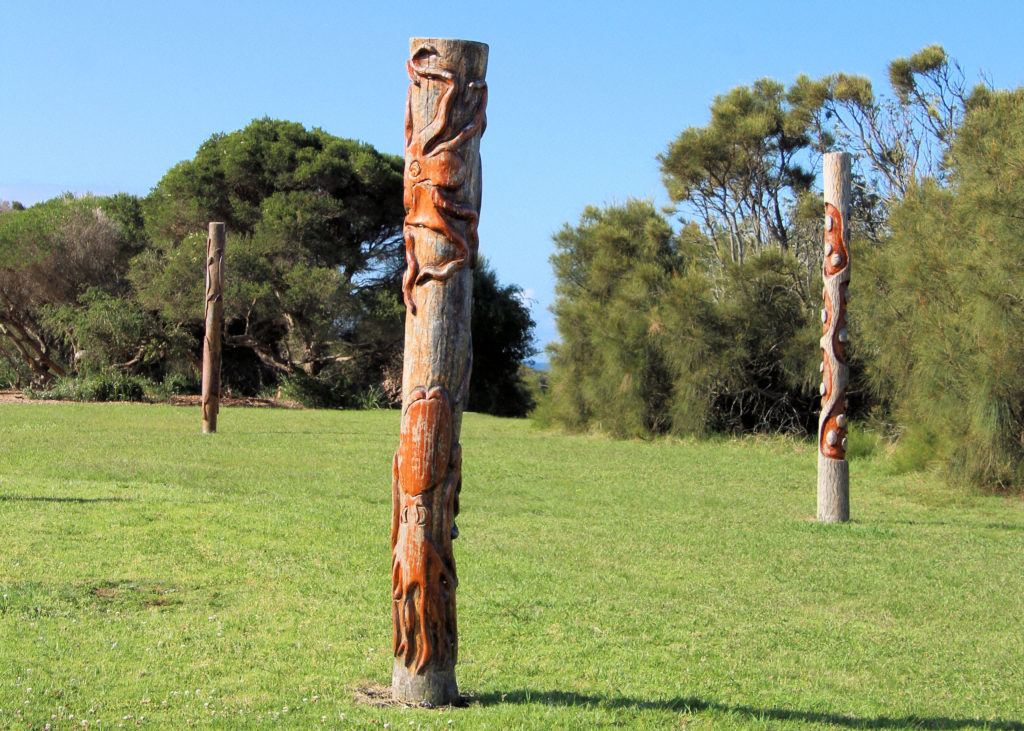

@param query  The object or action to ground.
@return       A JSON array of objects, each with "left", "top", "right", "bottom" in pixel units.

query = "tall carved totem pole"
[
  {"left": 818, "top": 152, "right": 851, "bottom": 522},
  {"left": 392, "top": 38, "right": 487, "bottom": 705},
  {"left": 201, "top": 222, "right": 225, "bottom": 434}
]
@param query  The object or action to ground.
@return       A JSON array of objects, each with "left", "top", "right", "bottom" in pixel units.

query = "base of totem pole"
[
  {"left": 817, "top": 454, "right": 850, "bottom": 523},
  {"left": 392, "top": 661, "right": 458, "bottom": 706}
]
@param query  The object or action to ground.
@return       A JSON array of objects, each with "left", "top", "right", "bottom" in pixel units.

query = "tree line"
[
  {"left": 537, "top": 46, "right": 1024, "bottom": 490},
  {"left": 0, "top": 118, "right": 536, "bottom": 416}
]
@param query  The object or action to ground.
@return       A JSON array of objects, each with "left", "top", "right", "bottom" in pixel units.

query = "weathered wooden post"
[
  {"left": 201, "top": 222, "right": 225, "bottom": 434},
  {"left": 818, "top": 152, "right": 851, "bottom": 522},
  {"left": 391, "top": 37, "right": 487, "bottom": 706}
]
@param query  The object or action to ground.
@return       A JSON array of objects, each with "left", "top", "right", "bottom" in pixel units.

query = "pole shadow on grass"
[
  {"left": 0, "top": 495, "right": 131, "bottom": 503},
  {"left": 471, "top": 691, "right": 1024, "bottom": 729},
  {"left": 871, "top": 519, "right": 1024, "bottom": 533}
]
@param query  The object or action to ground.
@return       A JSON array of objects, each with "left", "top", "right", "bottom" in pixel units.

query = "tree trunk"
[
  {"left": 201, "top": 222, "right": 225, "bottom": 434},
  {"left": 817, "top": 152, "right": 851, "bottom": 523},
  {"left": 391, "top": 37, "right": 487, "bottom": 706}
]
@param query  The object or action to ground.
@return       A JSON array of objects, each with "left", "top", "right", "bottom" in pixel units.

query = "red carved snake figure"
[
  {"left": 391, "top": 386, "right": 461, "bottom": 673},
  {"left": 401, "top": 42, "right": 487, "bottom": 313},
  {"left": 819, "top": 202, "right": 850, "bottom": 460}
]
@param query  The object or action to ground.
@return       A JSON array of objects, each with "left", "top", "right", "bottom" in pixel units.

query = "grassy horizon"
[{"left": 1, "top": 403, "right": 1023, "bottom": 728}]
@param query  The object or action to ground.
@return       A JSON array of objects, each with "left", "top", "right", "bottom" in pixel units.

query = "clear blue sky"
[{"left": 2, "top": 1, "right": 1022, "bottom": 350}]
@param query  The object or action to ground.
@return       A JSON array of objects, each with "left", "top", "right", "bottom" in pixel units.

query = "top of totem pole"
[
  {"left": 409, "top": 38, "right": 488, "bottom": 75},
  {"left": 823, "top": 151, "right": 851, "bottom": 210}
]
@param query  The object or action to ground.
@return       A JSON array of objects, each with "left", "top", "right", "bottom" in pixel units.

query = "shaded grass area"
[{"left": 0, "top": 404, "right": 1022, "bottom": 728}]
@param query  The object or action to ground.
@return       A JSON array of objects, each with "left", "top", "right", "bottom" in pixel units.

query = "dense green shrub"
[
  {"left": 857, "top": 89, "right": 1024, "bottom": 489},
  {"left": 25, "top": 374, "right": 149, "bottom": 402},
  {"left": 466, "top": 260, "right": 537, "bottom": 417},
  {"left": 276, "top": 368, "right": 393, "bottom": 410},
  {"left": 540, "top": 200, "right": 678, "bottom": 438},
  {"left": 540, "top": 202, "right": 819, "bottom": 438},
  {"left": 657, "top": 249, "right": 819, "bottom": 436}
]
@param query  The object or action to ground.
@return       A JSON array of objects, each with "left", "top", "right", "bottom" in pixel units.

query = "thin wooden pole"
[
  {"left": 201, "top": 222, "right": 225, "bottom": 434},
  {"left": 391, "top": 37, "right": 487, "bottom": 706},
  {"left": 818, "top": 152, "right": 851, "bottom": 522}
]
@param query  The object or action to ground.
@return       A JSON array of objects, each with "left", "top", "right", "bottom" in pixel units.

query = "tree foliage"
[
  {"left": 546, "top": 46, "right": 997, "bottom": 454},
  {"left": 540, "top": 201, "right": 817, "bottom": 437},
  {"left": 659, "top": 79, "right": 816, "bottom": 266},
  {"left": 793, "top": 45, "right": 982, "bottom": 209},
  {"left": 0, "top": 194, "right": 147, "bottom": 383},
  {"left": 467, "top": 259, "right": 537, "bottom": 417},
  {"left": 0, "top": 119, "right": 536, "bottom": 414},
  {"left": 857, "top": 89, "right": 1024, "bottom": 488},
  {"left": 139, "top": 118, "right": 407, "bottom": 393},
  {"left": 543, "top": 201, "right": 677, "bottom": 437}
]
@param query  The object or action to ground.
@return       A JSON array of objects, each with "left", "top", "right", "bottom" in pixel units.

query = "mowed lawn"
[{"left": 1, "top": 404, "right": 1023, "bottom": 729}]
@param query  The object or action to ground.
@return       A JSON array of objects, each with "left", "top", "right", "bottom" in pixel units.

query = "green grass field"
[{"left": 1, "top": 403, "right": 1022, "bottom": 729}]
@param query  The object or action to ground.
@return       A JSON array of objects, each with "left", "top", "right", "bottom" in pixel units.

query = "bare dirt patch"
[{"left": 353, "top": 682, "right": 470, "bottom": 709}]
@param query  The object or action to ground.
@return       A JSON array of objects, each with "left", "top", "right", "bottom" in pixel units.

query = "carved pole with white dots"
[{"left": 818, "top": 151, "right": 851, "bottom": 522}]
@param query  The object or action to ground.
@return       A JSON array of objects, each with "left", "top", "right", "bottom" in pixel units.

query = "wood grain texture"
[
  {"left": 201, "top": 222, "right": 225, "bottom": 435},
  {"left": 392, "top": 37, "right": 487, "bottom": 706},
  {"left": 818, "top": 152, "right": 851, "bottom": 522},
  {"left": 817, "top": 453, "right": 850, "bottom": 523}
]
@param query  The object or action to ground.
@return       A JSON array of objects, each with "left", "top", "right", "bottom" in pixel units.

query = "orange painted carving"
[
  {"left": 401, "top": 42, "right": 487, "bottom": 313},
  {"left": 391, "top": 386, "right": 460, "bottom": 674},
  {"left": 398, "top": 386, "right": 453, "bottom": 496},
  {"left": 819, "top": 202, "right": 850, "bottom": 460}
]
